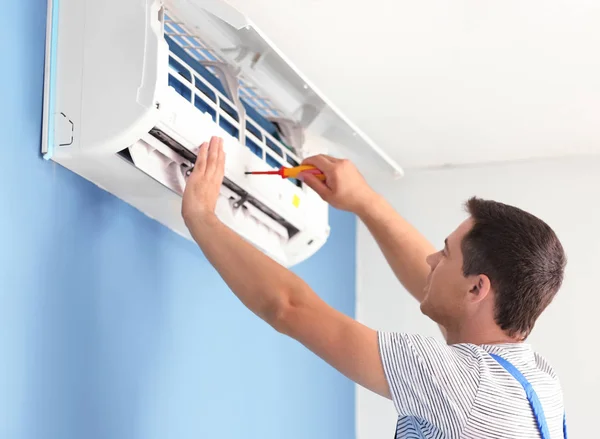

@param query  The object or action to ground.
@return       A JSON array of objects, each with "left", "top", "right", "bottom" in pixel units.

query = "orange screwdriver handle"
[{"left": 283, "top": 165, "right": 326, "bottom": 181}]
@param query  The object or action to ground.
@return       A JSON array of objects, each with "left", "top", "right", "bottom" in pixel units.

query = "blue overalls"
[{"left": 490, "top": 353, "right": 568, "bottom": 439}]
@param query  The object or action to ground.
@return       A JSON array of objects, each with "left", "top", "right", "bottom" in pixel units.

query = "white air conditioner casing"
[{"left": 42, "top": 0, "right": 403, "bottom": 266}]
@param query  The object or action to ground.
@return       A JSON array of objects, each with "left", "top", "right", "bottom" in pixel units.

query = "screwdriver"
[{"left": 245, "top": 165, "right": 326, "bottom": 181}]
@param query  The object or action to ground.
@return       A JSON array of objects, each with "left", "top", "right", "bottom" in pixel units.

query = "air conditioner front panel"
[{"left": 43, "top": 0, "right": 397, "bottom": 267}]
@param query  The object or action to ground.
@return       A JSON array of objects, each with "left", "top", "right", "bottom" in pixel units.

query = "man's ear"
[{"left": 468, "top": 274, "right": 491, "bottom": 303}]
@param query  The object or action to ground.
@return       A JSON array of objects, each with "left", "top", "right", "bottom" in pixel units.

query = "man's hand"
[
  {"left": 300, "top": 155, "right": 376, "bottom": 215},
  {"left": 182, "top": 136, "right": 225, "bottom": 227}
]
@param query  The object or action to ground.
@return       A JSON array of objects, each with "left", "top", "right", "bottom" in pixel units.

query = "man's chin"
[
  {"left": 419, "top": 298, "right": 431, "bottom": 317},
  {"left": 420, "top": 298, "right": 440, "bottom": 323}
]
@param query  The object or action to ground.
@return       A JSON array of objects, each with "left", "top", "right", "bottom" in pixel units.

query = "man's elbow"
[{"left": 267, "top": 287, "right": 312, "bottom": 337}]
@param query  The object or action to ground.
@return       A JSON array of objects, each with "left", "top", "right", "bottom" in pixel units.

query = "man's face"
[{"left": 420, "top": 218, "right": 476, "bottom": 327}]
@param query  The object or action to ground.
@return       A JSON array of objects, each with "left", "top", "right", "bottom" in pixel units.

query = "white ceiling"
[{"left": 224, "top": 0, "right": 600, "bottom": 170}]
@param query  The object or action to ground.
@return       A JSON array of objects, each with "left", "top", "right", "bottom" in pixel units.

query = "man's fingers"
[
  {"left": 206, "top": 136, "right": 221, "bottom": 175},
  {"left": 301, "top": 173, "right": 333, "bottom": 201},
  {"left": 301, "top": 155, "right": 336, "bottom": 173},
  {"left": 194, "top": 142, "right": 209, "bottom": 175},
  {"left": 323, "top": 154, "right": 342, "bottom": 163},
  {"left": 217, "top": 139, "right": 226, "bottom": 179}
]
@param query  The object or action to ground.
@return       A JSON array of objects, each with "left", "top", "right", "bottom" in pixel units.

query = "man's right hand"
[{"left": 299, "top": 155, "right": 376, "bottom": 215}]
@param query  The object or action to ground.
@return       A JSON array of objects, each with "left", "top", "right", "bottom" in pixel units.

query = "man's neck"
[{"left": 444, "top": 322, "right": 518, "bottom": 346}]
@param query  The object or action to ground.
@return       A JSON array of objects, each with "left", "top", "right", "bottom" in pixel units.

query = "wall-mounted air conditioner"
[{"left": 42, "top": 0, "right": 403, "bottom": 267}]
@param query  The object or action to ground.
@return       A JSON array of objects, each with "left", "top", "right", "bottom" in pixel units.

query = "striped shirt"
[{"left": 378, "top": 332, "right": 565, "bottom": 438}]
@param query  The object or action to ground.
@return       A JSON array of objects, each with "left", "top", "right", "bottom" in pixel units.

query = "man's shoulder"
[
  {"left": 454, "top": 342, "right": 560, "bottom": 383},
  {"left": 378, "top": 333, "right": 559, "bottom": 382},
  {"left": 532, "top": 351, "right": 560, "bottom": 379}
]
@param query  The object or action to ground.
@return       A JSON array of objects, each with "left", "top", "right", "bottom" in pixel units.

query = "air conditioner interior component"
[{"left": 41, "top": 0, "right": 404, "bottom": 267}]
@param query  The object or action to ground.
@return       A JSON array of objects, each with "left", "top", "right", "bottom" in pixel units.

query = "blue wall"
[{"left": 0, "top": 1, "right": 357, "bottom": 438}]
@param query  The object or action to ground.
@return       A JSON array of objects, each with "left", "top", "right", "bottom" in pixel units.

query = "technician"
[{"left": 182, "top": 136, "right": 567, "bottom": 439}]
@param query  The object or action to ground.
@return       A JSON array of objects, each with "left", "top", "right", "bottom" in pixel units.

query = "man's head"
[{"left": 420, "top": 197, "right": 566, "bottom": 341}]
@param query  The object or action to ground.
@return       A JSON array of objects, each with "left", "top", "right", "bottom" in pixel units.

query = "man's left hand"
[{"left": 182, "top": 136, "right": 225, "bottom": 227}]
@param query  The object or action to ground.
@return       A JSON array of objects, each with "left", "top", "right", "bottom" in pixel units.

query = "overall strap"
[{"left": 490, "top": 353, "right": 557, "bottom": 439}]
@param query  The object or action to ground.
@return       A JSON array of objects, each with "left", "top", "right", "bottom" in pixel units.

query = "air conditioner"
[{"left": 42, "top": 0, "right": 403, "bottom": 266}]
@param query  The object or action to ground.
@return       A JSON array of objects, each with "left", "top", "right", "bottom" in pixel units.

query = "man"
[{"left": 182, "top": 137, "right": 567, "bottom": 438}]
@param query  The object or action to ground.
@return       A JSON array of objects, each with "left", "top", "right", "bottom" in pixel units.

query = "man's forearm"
[
  {"left": 357, "top": 194, "right": 436, "bottom": 303},
  {"left": 185, "top": 213, "right": 310, "bottom": 327}
]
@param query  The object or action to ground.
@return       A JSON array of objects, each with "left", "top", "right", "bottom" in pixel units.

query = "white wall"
[{"left": 356, "top": 155, "right": 600, "bottom": 438}]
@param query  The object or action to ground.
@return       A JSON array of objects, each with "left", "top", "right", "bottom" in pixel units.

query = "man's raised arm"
[
  {"left": 300, "top": 155, "right": 445, "bottom": 338},
  {"left": 182, "top": 137, "right": 391, "bottom": 399}
]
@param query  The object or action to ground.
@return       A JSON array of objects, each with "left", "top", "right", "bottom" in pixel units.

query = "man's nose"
[{"left": 426, "top": 252, "right": 439, "bottom": 268}]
